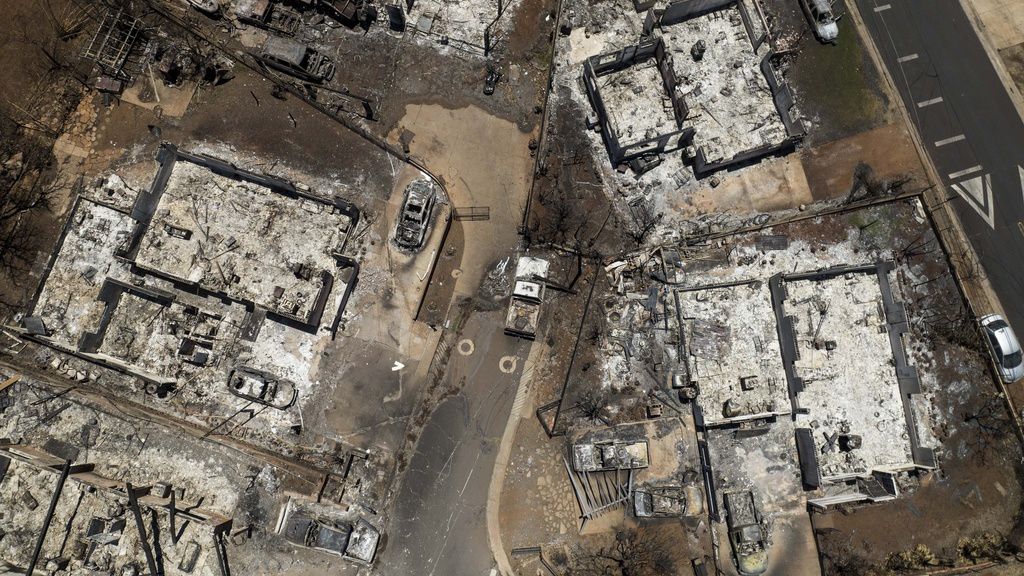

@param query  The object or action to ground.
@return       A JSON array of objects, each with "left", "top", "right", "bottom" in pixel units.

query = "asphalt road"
[
  {"left": 375, "top": 310, "right": 530, "bottom": 576},
  {"left": 855, "top": 0, "right": 1024, "bottom": 332}
]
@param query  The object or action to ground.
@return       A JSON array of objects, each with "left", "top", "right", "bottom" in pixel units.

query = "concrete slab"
[{"left": 967, "top": 0, "right": 1024, "bottom": 49}]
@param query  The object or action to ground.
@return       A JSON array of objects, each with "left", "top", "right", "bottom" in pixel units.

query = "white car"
[
  {"left": 980, "top": 314, "right": 1024, "bottom": 383},
  {"left": 800, "top": 0, "right": 839, "bottom": 43},
  {"left": 185, "top": 0, "right": 220, "bottom": 14}
]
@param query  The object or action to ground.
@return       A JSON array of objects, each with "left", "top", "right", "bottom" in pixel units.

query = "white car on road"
[{"left": 980, "top": 314, "right": 1024, "bottom": 383}]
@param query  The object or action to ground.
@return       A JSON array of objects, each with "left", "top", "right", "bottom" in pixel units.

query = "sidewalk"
[{"left": 959, "top": 0, "right": 1024, "bottom": 121}]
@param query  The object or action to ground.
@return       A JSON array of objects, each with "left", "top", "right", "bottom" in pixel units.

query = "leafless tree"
[
  {"left": 822, "top": 544, "right": 875, "bottom": 576},
  {"left": 574, "top": 387, "right": 611, "bottom": 425},
  {"left": 567, "top": 527, "right": 676, "bottom": 576},
  {"left": 39, "top": 0, "right": 95, "bottom": 41},
  {"left": 13, "top": 1, "right": 95, "bottom": 91},
  {"left": 626, "top": 200, "right": 662, "bottom": 247},
  {"left": 962, "top": 393, "right": 1014, "bottom": 461},
  {"left": 844, "top": 162, "right": 913, "bottom": 205}
]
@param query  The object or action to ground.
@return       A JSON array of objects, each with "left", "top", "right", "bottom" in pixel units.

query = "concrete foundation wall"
[
  {"left": 689, "top": 53, "right": 804, "bottom": 176},
  {"left": 775, "top": 262, "right": 936, "bottom": 477},
  {"left": 583, "top": 39, "right": 693, "bottom": 165},
  {"left": 586, "top": 0, "right": 804, "bottom": 174},
  {"left": 660, "top": 0, "right": 735, "bottom": 25},
  {"left": 123, "top": 143, "right": 359, "bottom": 330}
]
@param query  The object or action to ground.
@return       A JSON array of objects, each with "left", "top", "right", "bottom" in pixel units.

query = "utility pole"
[
  {"left": 126, "top": 483, "right": 161, "bottom": 576},
  {"left": 25, "top": 460, "right": 71, "bottom": 576}
]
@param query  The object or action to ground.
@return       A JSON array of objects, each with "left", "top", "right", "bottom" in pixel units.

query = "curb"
[{"left": 485, "top": 336, "right": 548, "bottom": 575}]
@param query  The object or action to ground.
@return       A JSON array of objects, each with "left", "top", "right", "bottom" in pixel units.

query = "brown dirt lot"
[
  {"left": 189, "top": 0, "right": 557, "bottom": 137},
  {"left": 800, "top": 122, "right": 926, "bottom": 202}
]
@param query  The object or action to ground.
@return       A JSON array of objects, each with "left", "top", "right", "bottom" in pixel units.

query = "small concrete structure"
[{"left": 583, "top": 38, "right": 693, "bottom": 168}]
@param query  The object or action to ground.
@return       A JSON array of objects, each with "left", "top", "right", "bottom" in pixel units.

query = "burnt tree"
[{"left": 568, "top": 527, "right": 676, "bottom": 576}]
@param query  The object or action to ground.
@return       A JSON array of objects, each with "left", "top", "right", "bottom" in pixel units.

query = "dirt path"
[{"left": 390, "top": 104, "right": 536, "bottom": 301}]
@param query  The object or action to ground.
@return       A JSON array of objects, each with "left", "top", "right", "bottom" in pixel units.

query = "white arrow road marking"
[
  {"left": 951, "top": 173, "right": 995, "bottom": 229},
  {"left": 391, "top": 361, "right": 405, "bottom": 371}
]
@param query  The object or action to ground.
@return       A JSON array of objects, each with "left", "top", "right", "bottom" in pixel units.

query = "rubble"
[
  {"left": 16, "top": 143, "right": 392, "bottom": 570},
  {"left": 581, "top": 0, "right": 803, "bottom": 176},
  {"left": 679, "top": 283, "right": 790, "bottom": 426},
  {"left": 3, "top": 0, "right": 1018, "bottom": 572},
  {"left": 0, "top": 382, "right": 258, "bottom": 576}
]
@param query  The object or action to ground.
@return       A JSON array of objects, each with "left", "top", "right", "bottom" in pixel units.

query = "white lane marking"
[
  {"left": 917, "top": 97, "right": 944, "bottom": 108},
  {"left": 391, "top": 361, "right": 405, "bottom": 371},
  {"left": 934, "top": 134, "right": 966, "bottom": 147},
  {"left": 897, "top": 53, "right": 919, "bottom": 63},
  {"left": 949, "top": 165, "right": 982, "bottom": 180},
  {"left": 1019, "top": 166, "right": 1024, "bottom": 232},
  {"left": 951, "top": 173, "right": 995, "bottom": 229},
  {"left": 874, "top": 4, "right": 891, "bottom": 11}
]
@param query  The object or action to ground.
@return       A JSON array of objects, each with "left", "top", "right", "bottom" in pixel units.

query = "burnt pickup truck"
[
  {"left": 724, "top": 490, "right": 768, "bottom": 575},
  {"left": 257, "top": 37, "right": 336, "bottom": 83},
  {"left": 279, "top": 506, "right": 380, "bottom": 565}
]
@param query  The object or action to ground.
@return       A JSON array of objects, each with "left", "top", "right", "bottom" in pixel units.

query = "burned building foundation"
[
  {"left": 15, "top": 144, "right": 388, "bottom": 526},
  {"left": 583, "top": 0, "right": 805, "bottom": 176},
  {"left": 679, "top": 259, "right": 936, "bottom": 512}
]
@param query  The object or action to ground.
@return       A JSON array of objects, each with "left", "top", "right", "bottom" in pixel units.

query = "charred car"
[
  {"left": 633, "top": 484, "right": 704, "bottom": 518},
  {"left": 257, "top": 37, "right": 335, "bottom": 83},
  {"left": 724, "top": 490, "right": 768, "bottom": 575},
  {"left": 228, "top": 366, "right": 297, "bottom": 409},
  {"left": 394, "top": 180, "right": 436, "bottom": 250},
  {"left": 279, "top": 507, "right": 380, "bottom": 565}
]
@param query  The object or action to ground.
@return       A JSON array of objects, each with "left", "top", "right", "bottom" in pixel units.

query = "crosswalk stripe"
[
  {"left": 935, "top": 135, "right": 966, "bottom": 147},
  {"left": 948, "top": 165, "right": 982, "bottom": 180}
]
